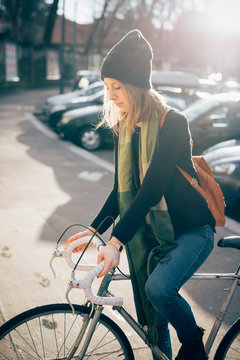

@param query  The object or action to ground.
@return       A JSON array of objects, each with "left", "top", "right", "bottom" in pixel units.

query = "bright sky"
[
  {"left": 57, "top": 0, "right": 94, "bottom": 24},
  {"left": 205, "top": 0, "right": 240, "bottom": 35},
  {"left": 56, "top": 0, "right": 240, "bottom": 35}
]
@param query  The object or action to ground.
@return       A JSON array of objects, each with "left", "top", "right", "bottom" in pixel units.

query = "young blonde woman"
[{"left": 66, "top": 30, "right": 215, "bottom": 360}]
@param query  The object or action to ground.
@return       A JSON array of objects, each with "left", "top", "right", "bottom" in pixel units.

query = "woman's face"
[{"left": 104, "top": 78, "right": 130, "bottom": 113}]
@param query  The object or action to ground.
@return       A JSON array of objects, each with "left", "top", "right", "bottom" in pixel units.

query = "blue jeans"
[{"left": 145, "top": 225, "right": 214, "bottom": 360}]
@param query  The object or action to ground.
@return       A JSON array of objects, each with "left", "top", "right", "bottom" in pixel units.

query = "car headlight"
[
  {"left": 61, "top": 116, "right": 71, "bottom": 125},
  {"left": 50, "top": 105, "right": 67, "bottom": 113},
  {"left": 212, "top": 163, "right": 236, "bottom": 175}
]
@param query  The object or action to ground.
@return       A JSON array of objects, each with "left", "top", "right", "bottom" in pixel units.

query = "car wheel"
[{"left": 78, "top": 126, "right": 102, "bottom": 151}]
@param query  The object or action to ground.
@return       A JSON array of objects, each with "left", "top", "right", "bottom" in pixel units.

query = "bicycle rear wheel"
[
  {"left": 0, "top": 303, "right": 134, "bottom": 359},
  {"left": 214, "top": 319, "right": 240, "bottom": 360}
]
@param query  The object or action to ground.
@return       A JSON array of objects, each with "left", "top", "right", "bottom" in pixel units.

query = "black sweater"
[{"left": 91, "top": 109, "right": 215, "bottom": 244}]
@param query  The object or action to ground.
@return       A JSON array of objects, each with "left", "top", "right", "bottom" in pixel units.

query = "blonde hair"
[{"left": 98, "top": 82, "right": 167, "bottom": 135}]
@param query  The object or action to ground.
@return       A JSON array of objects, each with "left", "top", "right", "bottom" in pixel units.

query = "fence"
[{"left": 0, "top": 41, "right": 101, "bottom": 90}]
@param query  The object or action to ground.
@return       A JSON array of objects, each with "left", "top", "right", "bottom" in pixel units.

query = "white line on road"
[{"left": 25, "top": 112, "right": 114, "bottom": 173}]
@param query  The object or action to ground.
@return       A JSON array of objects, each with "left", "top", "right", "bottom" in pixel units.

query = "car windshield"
[
  {"left": 203, "top": 139, "right": 240, "bottom": 154},
  {"left": 76, "top": 83, "right": 103, "bottom": 97},
  {"left": 84, "top": 85, "right": 103, "bottom": 96},
  {"left": 183, "top": 98, "right": 219, "bottom": 121}
]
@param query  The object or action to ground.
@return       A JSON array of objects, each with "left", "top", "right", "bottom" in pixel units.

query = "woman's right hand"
[{"left": 65, "top": 227, "right": 96, "bottom": 253}]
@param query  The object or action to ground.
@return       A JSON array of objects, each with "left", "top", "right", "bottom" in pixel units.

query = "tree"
[
  {"left": 83, "top": 0, "right": 127, "bottom": 56},
  {"left": 43, "top": 0, "right": 59, "bottom": 46},
  {"left": 1, "top": 0, "right": 59, "bottom": 46},
  {"left": 82, "top": 0, "right": 208, "bottom": 62}
]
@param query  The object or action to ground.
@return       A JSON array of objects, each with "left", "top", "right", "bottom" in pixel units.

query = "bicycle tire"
[
  {"left": 0, "top": 303, "right": 134, "bottom": 359},
  {"left": 214, "top": 318, "right": 240, "bottom": 360}
]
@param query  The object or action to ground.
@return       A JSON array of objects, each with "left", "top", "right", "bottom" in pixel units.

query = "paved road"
[{"left": 0, "top": 87, "right": 239, "bottom": 359}]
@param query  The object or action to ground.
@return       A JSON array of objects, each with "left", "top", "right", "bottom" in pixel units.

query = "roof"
[
  {"left": 209, "top": 92, "right": 240, "bottom": 102},
  {"left": 51, "top": 16, "right": 123, "bottom": 49},
  {"left": 51, "top": 17, "right": 91, "bottom": 45}
]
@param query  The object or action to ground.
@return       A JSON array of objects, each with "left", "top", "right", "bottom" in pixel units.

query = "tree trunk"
[{"left": 43, "top": 0, "right": 59, "bottom": 46}]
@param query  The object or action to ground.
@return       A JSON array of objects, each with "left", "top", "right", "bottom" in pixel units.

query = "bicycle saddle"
[{"left": 218, "top": 236, "right": 240, "bottom": 250}]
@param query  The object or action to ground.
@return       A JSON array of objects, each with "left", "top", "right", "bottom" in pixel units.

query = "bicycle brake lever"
[{"left": 49, "top": 248, "right": 65, "bottom": 278}]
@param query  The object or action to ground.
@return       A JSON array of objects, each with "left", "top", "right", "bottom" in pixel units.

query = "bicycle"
[{"left": 0, "top": 228, "right": 239, "bottom": 360}]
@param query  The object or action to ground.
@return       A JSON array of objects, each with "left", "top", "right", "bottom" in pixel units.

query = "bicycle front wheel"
[
  {"left": 0, "top": 303, "right": 134, "bottom": 359},
  {"left": 214, "top": 319, "right": 240, "bottom": 360}
]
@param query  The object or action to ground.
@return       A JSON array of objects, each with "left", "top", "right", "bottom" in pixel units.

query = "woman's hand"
[
  {"left": 97, "top": 237, "right": 123, "bottom": 277},
  {"left": 65, "top": 227, "right": 96, "bottom": 253}
]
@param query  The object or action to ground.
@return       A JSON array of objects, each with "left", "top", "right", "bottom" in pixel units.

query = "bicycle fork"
[{"left": 67, "top": 305, "right": 103, "bottom": 360}]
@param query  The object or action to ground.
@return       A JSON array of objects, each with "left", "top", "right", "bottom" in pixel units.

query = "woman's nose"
[{"left": 108, "top": 89, "right": 117, "bottom": 100}]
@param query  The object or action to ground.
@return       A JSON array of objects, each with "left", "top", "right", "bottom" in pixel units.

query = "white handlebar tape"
[
  {"left": 64, "top": 235, "right": 105, "bottom": 271},
  {"left": 72, "top": 261, "right": 123, "bottom": 306}
]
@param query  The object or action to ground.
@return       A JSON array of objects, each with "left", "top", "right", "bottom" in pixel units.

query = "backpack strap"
[
  {"left": 160, "top": 108, "right": 170, "bottom": 130},
  {"left": 159, "top": 108, "right": 202, "bottom": 194},
  {"left": 176, "top": 164, "right": 203, "bottom": 195}
]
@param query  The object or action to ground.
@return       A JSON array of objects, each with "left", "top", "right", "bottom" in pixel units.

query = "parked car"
[
  {"left": 159, "top": 87, "right": 200, "bottom": 110},
  {"left": 203, "top": 139, "right": 240, "bottom": 207},
  {"left": 42, "top": 82, "right": 104, "bottom": 126},
  {"left": 73, "top": 70, "right": 100, "bottom": 90},
  {"left": 183, "top": 92, "right": 240, "bottom": 154},
  {"left": 57, "top": 105, "right": 113, "bottom": 151},
  {"left": 152, "top": 70, "right": 199, "bottom": 90},
  {"left": 57, "top": 88, "right": 198, "bottom": 151}
]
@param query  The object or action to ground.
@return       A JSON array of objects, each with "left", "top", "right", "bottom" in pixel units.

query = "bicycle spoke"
[
  {"left": 83, "top": 323, "right": 126, "bottom": 359},
  {"left": 25, "top": 322, "right": 40, "bottom": 358},
  {"left": 224, "top": 334, "right": 240, "bottom": 359},
  {"left": 38, "top": 317, "right": 46, "bottom": 360},
  {"left": 84, "top": 328, "right": 110, "bottom": 359},
  {"left": 52, "top": 313, "right": 59, "bottom": 355},
  {"left": 225, "top": 346, "right": 240, "bottom": 359},
  {"left": 0, "top": 336, "right": 40, "bottom": 359},
  {"left": 14, "top": 328, "right": 43, "bottom": 359},
  {"left": 56, "top": 313, "right": 79, "bottom": 358},
  {"left": 0, "top": 351, "right": 11, "bottom": 360}
]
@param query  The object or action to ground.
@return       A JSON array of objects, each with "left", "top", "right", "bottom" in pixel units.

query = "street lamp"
[
  {"left": 60, "top": 0, "right": 65, "bottom": 94},
  {"left": 72, "top": 0, "right": 78, "bottom": 85}
]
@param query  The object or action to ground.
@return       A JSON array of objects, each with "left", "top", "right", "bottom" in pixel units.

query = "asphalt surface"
[{"left": 0, "top": 86, "right": 239, "bottom": 359}]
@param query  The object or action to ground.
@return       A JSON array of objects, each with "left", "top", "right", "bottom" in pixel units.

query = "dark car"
[
  {"left": 56, "top": 89, "right": 202, "bottom": 151},
  {"left": 42, "top": 82, "right": 104, "bottom": 127},
  {"left": 50, "top": 88, "right": 104, "bottom": 128},
  {"left": 183, "top": 92, "right": 240, "bottom": 154},
  {"left": 57, "top": 105, "right": 113, "bottom": 151},
  {"left": 203, "top": 139, "right": 240, "bottom": 208}
]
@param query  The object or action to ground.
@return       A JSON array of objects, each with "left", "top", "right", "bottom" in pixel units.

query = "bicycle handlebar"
[
  {"left": 50, "top": 235, "right": 124, "bottom": 308},
  {"left": 67, "top": 260, "right": 123, "bottom": 306}
]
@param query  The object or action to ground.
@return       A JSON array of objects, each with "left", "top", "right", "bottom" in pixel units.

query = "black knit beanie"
[{"left": 101, "top": 29, "right": 153, "bottom": 89}]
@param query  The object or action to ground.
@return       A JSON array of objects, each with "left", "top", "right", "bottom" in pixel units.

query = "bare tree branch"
[{"left": 84, "top": 0, "right": 111, "bottom": 54}]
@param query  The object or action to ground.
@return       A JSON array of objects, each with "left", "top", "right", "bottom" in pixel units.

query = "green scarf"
[{"left": 118, "top": 113, "right": 177, "bottom": 344}]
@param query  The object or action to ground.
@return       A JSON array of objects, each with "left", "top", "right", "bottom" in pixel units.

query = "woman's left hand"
[{"left": 97, "top": 245, "right": 120, "bottom": 278}]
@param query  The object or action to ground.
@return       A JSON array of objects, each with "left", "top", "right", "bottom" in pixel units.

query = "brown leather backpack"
[{"left": 160, "top": 109, "right": 226, "bottom": 227}]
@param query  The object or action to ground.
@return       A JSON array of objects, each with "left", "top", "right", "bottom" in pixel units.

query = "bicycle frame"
[
  {"left": 87, "top": 265, "right": 240, "bottom": 360},
  {"left": 52, "top": 235, "right": 240, "bottom": 360},
  {"left": 192, "top": 266, "right": 240, "bottom": 355}
]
